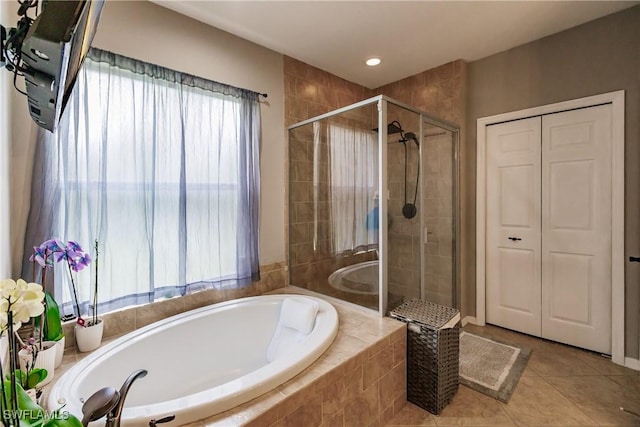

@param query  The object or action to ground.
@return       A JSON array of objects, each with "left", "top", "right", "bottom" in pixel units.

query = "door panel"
[
  {"left": 498, "top": 248, "right": 538, "bottom": 313},
  {"left": 548, "top": 252, "right": 592, "bottom": 324},
  {"left": 486, "top": 117, "right": 541, "bottom": 336},
  {"left": 541, "top": 105, "right": 612, "bottom": 354},
  {"left": 500, "top": 165, "right": 535, "bottom": 227},
  {"left": 549, "top": 160, "right": 593, "bottom": 230}
]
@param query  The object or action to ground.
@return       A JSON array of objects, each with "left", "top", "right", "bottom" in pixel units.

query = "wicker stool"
[{"left": 390, "top": 299, "right": 460, "bottom": 415}]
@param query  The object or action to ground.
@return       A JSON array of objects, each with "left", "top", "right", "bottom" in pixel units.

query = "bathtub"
[
  {"left": 48, "top": 294, "right": 338, "bottom": 426},
  {"left": 328, "top": 260, "right": 379, "bottom": 295}
]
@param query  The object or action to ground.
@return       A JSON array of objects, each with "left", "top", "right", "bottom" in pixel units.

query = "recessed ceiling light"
[{"left": 366, "top": 57, "right": 381, "bottom": 67}]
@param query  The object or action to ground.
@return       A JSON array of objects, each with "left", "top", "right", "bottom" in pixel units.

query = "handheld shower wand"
[
  {"left": 400, "top": 132, "right": 420, "bottom": 219},
  {"left": 404, "top": 132, "right": 419, "bottom": 147}
]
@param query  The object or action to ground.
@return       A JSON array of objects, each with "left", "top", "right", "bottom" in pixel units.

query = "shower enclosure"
[{"left": 288, "top": 96, "right": 459, "bottom": 315}]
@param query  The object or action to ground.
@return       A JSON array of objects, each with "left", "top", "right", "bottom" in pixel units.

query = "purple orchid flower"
[
  {"left": 66, "top": 240, "right": 83, "bottom": 252},
  {"left": 29, "top": 245, "right": 47, "bottom": 267},
  {"left": 32, "top": 238, "right": 94, "bottom": 321},
  {"left": 73, "top": 252, "right": 92, "bottom": 272},
  {"left": 54, "top": 249, "right": 73, "bottom": 263},
  {"left": 42, "top": 239, "right": 66, "bottom": 253}
]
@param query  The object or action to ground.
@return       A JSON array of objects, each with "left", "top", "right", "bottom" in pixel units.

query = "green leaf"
[
  {"left": 3, "top": 379, "right": 42, "bottom": 413},
  {"left": 6, "top": 369, "right": 48, "bottom": 389},
  {"left": 26, "top": 369, "right": 48, "bottom": 389},
  {"left": 43, "top": 415, "right": 83, "bottom": 427},
  {"left": 2, "top": 380, "right": 83, "bottom": 427},
  {"left": 43, "top": 293, "right": 64, "bottom": 342}
]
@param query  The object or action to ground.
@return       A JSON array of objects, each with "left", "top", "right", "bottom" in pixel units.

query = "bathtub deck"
[
  {"left": 184, "top": 287, "right": 408, "bottom": 427},
  {"left": 48, "top": 288, "right": 407, "bottom": 427}
]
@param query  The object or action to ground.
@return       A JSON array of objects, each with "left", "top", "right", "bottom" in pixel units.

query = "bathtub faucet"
[{"left": 105, "top": 369, "right": 148, "bottom": 427}]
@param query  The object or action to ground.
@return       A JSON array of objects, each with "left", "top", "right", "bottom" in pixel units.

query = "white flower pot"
[
  {"left": 54, "top": 336, "right": 65, "bottom": 368},
  {"left": 75, "top": 320, "right": 104, "bottom": 353},
  {"left": 18, "top": 341, "right": 57, "bottom": 387}
]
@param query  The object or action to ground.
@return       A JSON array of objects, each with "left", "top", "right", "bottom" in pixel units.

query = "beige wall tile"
[{"left": 344, "top": 382, "right": 380, "bottom": 427}]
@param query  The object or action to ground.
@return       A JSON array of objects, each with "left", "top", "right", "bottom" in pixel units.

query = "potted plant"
[
  {"left": 29, "top": 289, "right": 65, "bottom": 367},
  {"left": 0, "top": 278, "right": 83, "bottom": 426},
  {"left": 31, "top": 239, "right": 103, "bottom": 353},
  {"left": 11, "top": 336, "right": 49, "bottom": 401},
  {"left": 30, "top": 240, "right": 69, "bottom": 366},
  {"left": 74, "top": 240, "right": 104, "bottom": 352},
  {"left": 15, "top": 335, "right": 56, "bottom": 387}
]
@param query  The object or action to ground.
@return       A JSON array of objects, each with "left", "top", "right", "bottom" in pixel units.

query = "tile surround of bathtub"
[
  {"left": 61, "top": 261, "right": 287, "bottom": 348},
  {"left": 186, "top": 287, "right": 407, "bottom": 427},
  {"left": 51, "top": 287, "right": 408, "bottom": 427}
]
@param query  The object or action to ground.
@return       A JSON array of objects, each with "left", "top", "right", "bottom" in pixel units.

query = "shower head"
[
  {"left": 404, "top": 132, "right": 419, "bottom": 147},
  {"left": 372, "top": 120, "right": 403, "bottom": 135}
]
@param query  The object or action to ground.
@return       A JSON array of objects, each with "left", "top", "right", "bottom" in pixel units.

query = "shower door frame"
[{"left": 287, "top": 95, "right": 460, "bottom": 316}]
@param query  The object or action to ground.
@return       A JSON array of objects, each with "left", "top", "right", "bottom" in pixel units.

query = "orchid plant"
[
  {"left": 0, "top": 278, "right": 44, "bottom": 425},
  {"left": 0, "top": 279, "right": 83, "bottom": 426},
  {"left": 30, "top": 239, "right": 92, "bottom": 326},
  {"left": 14, "top": 337, "right": 48, "bottom": 391}
]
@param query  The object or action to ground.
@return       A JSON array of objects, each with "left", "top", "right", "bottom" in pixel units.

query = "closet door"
[
  {"left": 541, "top": 105, "right": 612, "bottom": 354},
  {"left": 486, "top": 117, "right": 542, "bottom": 336}
]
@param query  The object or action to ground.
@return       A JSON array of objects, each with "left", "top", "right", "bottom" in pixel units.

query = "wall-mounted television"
[{"left": 20, "top": 0, "right": 104, "bottom": 132}]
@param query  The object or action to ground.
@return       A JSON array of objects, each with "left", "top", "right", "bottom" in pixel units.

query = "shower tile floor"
[{"left": 385, "top": 323, "right": 640, "bottom": 427}]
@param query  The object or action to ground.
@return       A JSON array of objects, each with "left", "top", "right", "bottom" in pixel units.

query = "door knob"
[{"left": 508, "top": 237, "right": 522, "bottom": 241}]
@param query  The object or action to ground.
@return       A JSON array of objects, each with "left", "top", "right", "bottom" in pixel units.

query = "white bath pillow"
[
  {"left": 279, "top": 297, "right": 319, "bottom": 335},
  {"left": 266, "top": 326, "right": 307, "bottom": 362},
  {"left": 265, "top": 298, "right": 321, "bottom": 362}
]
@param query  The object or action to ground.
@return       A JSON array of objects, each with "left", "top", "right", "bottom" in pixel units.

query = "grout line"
[{"left": 535, "top": 375, "right": 600, "bottom": 426}]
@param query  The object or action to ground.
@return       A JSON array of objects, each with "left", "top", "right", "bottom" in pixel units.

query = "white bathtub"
[
  {"left": 328, "top": 260, "right": 379, "bottom": 295},
  {"left": 48, "top": 294, "right": 338, "bottom": 426}
]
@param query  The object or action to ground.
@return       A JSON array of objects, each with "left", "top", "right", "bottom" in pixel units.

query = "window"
[{"left": 23, "top": 48, "right": 261, "bottom": 316}]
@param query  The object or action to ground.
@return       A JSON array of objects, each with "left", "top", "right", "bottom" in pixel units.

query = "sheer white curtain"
[
  {"left": 22, "top": 48, "right": 261, "bottom": 316},
  {"left": 320, "top": 122, "right": 378, "bottom": 255}
]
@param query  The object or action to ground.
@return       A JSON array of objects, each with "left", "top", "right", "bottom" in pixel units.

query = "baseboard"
[
  {"left": 624, "top": 357, "right": 640, "bottom": 371},
  {"left": 462, "top": 316, "right": 478, "bottom": 326}
]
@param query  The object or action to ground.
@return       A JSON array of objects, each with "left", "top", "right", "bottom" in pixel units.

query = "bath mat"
[{"left": 459, "top": 331, "right": 531, "bottom": 403}]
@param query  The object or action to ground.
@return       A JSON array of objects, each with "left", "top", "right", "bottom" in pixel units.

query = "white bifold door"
[{"left": 486, "top": 104, "right": 612, "bottom": 354}]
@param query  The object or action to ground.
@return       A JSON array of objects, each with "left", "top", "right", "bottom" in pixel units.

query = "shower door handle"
[{"left": 508, "top": 237, "right": 522, "bottom": 241}]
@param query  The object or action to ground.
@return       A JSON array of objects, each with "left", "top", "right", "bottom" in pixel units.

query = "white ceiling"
[{"left": 152, "top": 1, "right": 639, "bottom": 89}]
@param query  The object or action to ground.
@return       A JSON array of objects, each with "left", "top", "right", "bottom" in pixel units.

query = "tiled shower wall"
[
  {"left": 285, "top": 56, "right": 465, "bottom": 308},
  {"left": 285, "top": 57, "right": 376, "bottom": 302},
  {"left": 377, "top": 61, "right": 466, "bottom": 307},
  {"left": 284, "top": 56, "right": 375, "bottom": 128},
  {"left": 423, "top": 130, "right": 455, "bottom": 306},
  {"left": 375, "top": 60, "right": 466, "bottom": 125}
]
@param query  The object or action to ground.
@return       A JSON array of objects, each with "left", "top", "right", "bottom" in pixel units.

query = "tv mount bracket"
[{"left": 1, "top": 0, "right": 38, "bottom": 75}]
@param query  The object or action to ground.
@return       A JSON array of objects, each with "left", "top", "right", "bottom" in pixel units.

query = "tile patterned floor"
[{"left": 386, "top": 324, "right": 640, "bottom": 427}]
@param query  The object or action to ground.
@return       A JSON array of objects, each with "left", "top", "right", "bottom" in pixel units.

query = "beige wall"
[
  {"left": 0, "top": 1, "right": 12, "bottom": 278},
  {"left": 7, "top": 0, "right": 287, "bottom": 275},
  {"left": 1, "top": 0, "right": 38, "bottom": 277},
  {"left": 465, "top": 5, "right": 640, "bottom": 357}
]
